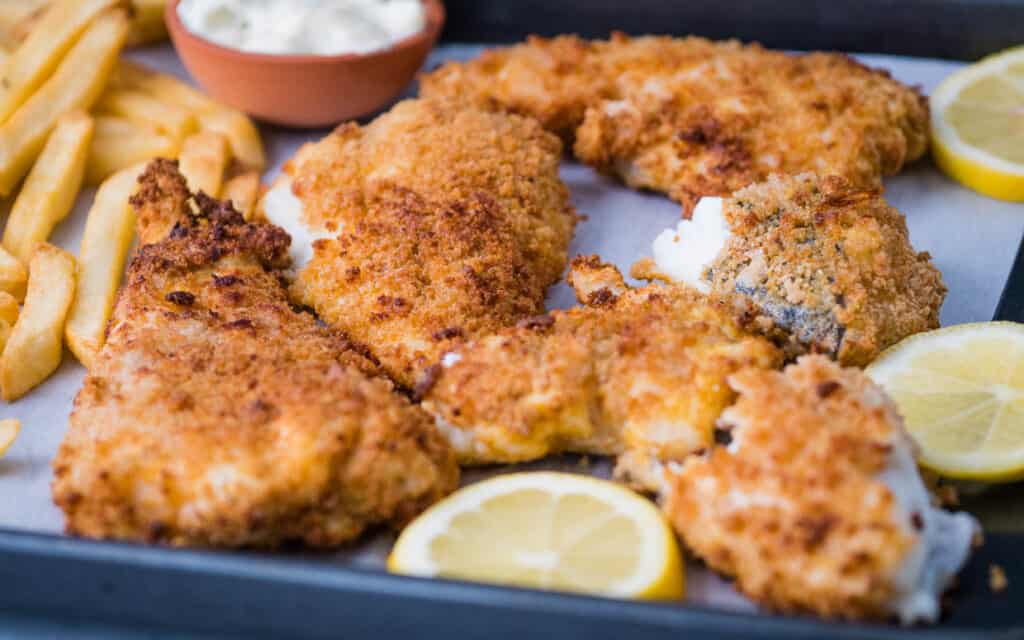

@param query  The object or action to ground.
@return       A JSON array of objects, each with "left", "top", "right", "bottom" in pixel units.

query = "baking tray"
[
  {"left": 3, "top": 139, "right": 1022, "bottom": 640},
  {"left": 3, "top": 5, "right": 1024, "bottom": 638},
  {"left": 0, "top": 525, "right": 1022, "bottom": 640}
]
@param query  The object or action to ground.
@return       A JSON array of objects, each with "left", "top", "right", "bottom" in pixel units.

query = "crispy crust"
[
  {"left": 421, "top": 34, "right": 929, "bottom": 211},
  {"left": 421, "top": 35, "right": 607, "bottom": 143},
  {"left": 663, "top": 356, "right": 917, "bottom": 620},
  {"left": 285, "top": 99, "right": 576, "bottom": 388},
  {"left": 132, "top": 157, "right": 197, "bottom": 246},
  {"left": 715, "top": 174, "right": 943, "bottom": 365},
  {"left": 53, "top": 161, "right": 458, "bottom": 548},
  {"left": 421, "top": 257, "right": 781, "bottom": 488},
  {"left": 295, "top": 186, "right": 549, "bottom": 390}
]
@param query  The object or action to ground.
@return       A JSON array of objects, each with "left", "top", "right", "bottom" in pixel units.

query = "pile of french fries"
[
  {"left": 0, "top": 0, "right": 168, "bottom": 50},
  {"left": 0, "top": 0, "right": 266, "bottom": 405}
]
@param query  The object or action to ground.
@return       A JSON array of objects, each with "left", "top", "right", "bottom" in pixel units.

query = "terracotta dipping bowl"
[{"left": 165, "top": 0, "right": 445, "bottom": 128}]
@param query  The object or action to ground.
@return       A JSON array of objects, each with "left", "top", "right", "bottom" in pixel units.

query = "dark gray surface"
[
  {"left": 440, "top": 0, "right": 1024, "bottom": 60},
  {"left": 0, "top": 611, "right": 230, "bottom": 640},
  {"left": 995, "top": 232, "right": 1024, "bottom": 323},
  {"left": 0, "top": 529, "right": 1022, "bottom": 640}
]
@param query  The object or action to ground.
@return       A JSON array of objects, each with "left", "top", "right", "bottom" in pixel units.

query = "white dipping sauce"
[
  {"left": 262, "top": 178, "right": 334, "bottom": 270},
  {"left": 178, "top": 0, "right": 427, "bottom": 56},
  {"left": 651, "top": 196, "right": 731, "bottom": 293}
]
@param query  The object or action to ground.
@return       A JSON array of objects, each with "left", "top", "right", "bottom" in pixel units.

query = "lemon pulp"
[
  {"left": 930, "top": 46, "right": 1024, "bottom": 201},
  {"left": 388, "top": 472, "right": 684, "bottom": 600},
  {"left": 867, "top": 322, "right": 1024, "bottom": 481}
]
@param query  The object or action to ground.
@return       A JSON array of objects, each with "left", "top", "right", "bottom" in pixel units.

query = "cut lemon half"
[
  {"left": 0, "top": 418, "right": 19, "bottom": 457},
  {"left": 866, "top": 322, "right": 1024, "bottom": 482},
  {"left": 388, "top": 472, "right": 684, "bottom": 600},
  {"left": 930, "top": 46, "right": 1024, "bottom": 201}
]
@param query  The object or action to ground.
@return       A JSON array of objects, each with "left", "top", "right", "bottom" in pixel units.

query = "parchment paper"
[{"left": 0, "top": 44, "right": 1021, "bottom": 613}]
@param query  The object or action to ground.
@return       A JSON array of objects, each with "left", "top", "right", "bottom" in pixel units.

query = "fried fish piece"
[
  {"left": 663, "top": 356, "right": 978, "bottom": 623},
  {"left": 261, "top": 98, "right": 576, "bottom": 388},
  {"left": 52, "top": 160, "right": 458, "bottom": 548},
  {"left": 420, "top": 257, "right": 781, "bottom": 489},
  {"left": 635, "top": 173, "right": 945, "bottom": 365},
  {"left": 421, "top": 34, "right": 928, "bottom": 210},
  {"left": 421, "top": 35, "right": 608, "bottom": 142}
]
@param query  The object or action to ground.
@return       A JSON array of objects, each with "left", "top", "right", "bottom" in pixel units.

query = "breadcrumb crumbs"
[
  {"left": 936, "top": 484, "right": 960, "bottom": 508},
  {"left": 990, "top": 564, "right": 1008, "bottom": 593}
]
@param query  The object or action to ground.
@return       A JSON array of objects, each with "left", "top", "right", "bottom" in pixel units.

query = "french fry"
[
  {"left": 126, "top": 0, "right": 168, "bottom": 47},
  {"left": 7, "top": 9, "right": 44, "bottom": 45},
  {"left": 0, "top": 2, "right": 45, "bottom": 50},
  {"left": 0, "top": 291, "right": 17, "bottom": 321},
  {"left": 0, "top": 291, "right": 19, "bottom": 352},
  {"left": 0, "top": 417, "right": 18, "bottom": 457},
  {"left": 3, "top": 110, "right": 93, "bottom": 264},
  {"left": 0, "top": 0, "right": 48, "bottom": 44},
  {"left": 95, "top": 88, "right": 197, "bottom": 143},
  {"left": 0, "top": 1, "right": 48, "bottom": 31},
  {"left": 0, "top": 243, "right": 76, "bottom": 401},
  {"left": 92, "top": 114, "right": 154, "bottom": 136},
  {"left": 178, "top": 131, "right": 229, "bottom": 196},
  {"left": 111, "top": 61, "right": 206, "bottom": 107},
  {"left": 65, "top": 163, "right": 143, "bottom": 369},
  {"left": 0, "top": 8, "right": 128, "bottom": 195},
  {"left": 0, "top": 2, "right": 41, "bottom": 52},
  {"left": 222, "top": 167, "right": 262, "bottom": 220},
  {"left": 86, "top": 116, "right": 177, "bottom": 185},
  {"left": 0, "top": 0, "right": 120, "bottom": 125},
  {"left": 107, "top": 59, "right": 151, "bottom": 89},
  {"left": 113, "top": 61, "right": 266, "bottom": 169},
  {"left": 196, "top": 109, "right": 265, "bottom": 171},
  {"left": 0, "top": 246, "right": 27, "bottom": 301}
]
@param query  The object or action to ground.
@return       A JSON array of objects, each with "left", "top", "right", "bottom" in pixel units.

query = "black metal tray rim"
[{"left": 1, "top": 528, "right": 1016, "bottom": 639}]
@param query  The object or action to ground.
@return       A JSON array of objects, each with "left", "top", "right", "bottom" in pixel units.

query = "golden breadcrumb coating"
[
  {"left": 663, "top": 356, "right": 971, "bottom": 621},
  {"left": 421, "top": 34, "right": 929, "bottom": 210},
  {"left": 421, "top": 35, "right": 607, "bottom": 142},
  {"left": 282, "top": 99, "right": 576, "bottom": 388},
  {"left": 420, "top": 257, "right": 781, "bottom": 489},
  {"left": 53, "top": 160, "right": 458, "bottom": 548},
  {"left": 635, "top": 173, "right": 945, "bottom": 365}
]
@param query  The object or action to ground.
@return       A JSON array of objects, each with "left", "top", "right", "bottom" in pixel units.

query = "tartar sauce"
[{"left": 177, "top": 0, "right": 427, "bottom": 56}]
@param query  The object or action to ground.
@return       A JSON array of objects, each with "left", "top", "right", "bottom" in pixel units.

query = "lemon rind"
[
  {"left": 929, "top": 47, "right": 1024, "bottom": 201},
  {"left": 388, "top": 471, "right": 683, "bottom": 599},
  {"left": 867, "top": 322, "right": 1024, "bottom": 482}
]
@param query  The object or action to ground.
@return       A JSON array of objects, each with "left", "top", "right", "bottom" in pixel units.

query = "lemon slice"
[
  {"left": 388, "top": 472, "right": 684, "bottom": 600},
  {"left": 930, "top": 46, "right": 1024, "bottom": 201},
  {"left": 866, "top": 322, "right": 1024, "bottom": 481},
  {"left": 0, "top": 418, "right": 19, "bottom": 457}
]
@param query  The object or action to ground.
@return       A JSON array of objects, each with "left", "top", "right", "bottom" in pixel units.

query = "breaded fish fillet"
[
  {"left": 261, "top": 99, "right": 576, "bottom": 388},
  {"left": 420, "top": 257, "right": 781, "bottom": 489},
  {"left": 422, "top": 35, "right": 607, "bottom": 142},
  {"left": 636, "top": 173, "right": 945, "bottom": 365},
  {"left": 663, "top": 356, "right": 978, "bottom": 623},
  {"left": 421, "top": 34, "right": 929, "bottom": 210},
  {"left": 52, "top": 160, "right": 458, "bottom": 548}
]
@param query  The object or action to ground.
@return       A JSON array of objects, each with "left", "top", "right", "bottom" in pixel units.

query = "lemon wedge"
[
  {"left": 930, "top": 46, "right": 1024, "bottom": 201},
  {"left": 0, "top": 418, "right": 19, "bottom": 457},
  {"left": 388, "top": 472, "right": 684, "bottom": 600},
  {"left": 866, "top": 322, "right": 1024, "bottom": 481}
]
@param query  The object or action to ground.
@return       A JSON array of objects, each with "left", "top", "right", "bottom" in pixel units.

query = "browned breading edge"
[
  {"left": 422, "top": 34, "right": 929, "bottom": 211},
  {"left": 52, "top": 160, "right": 458, "bottom": 548}
]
